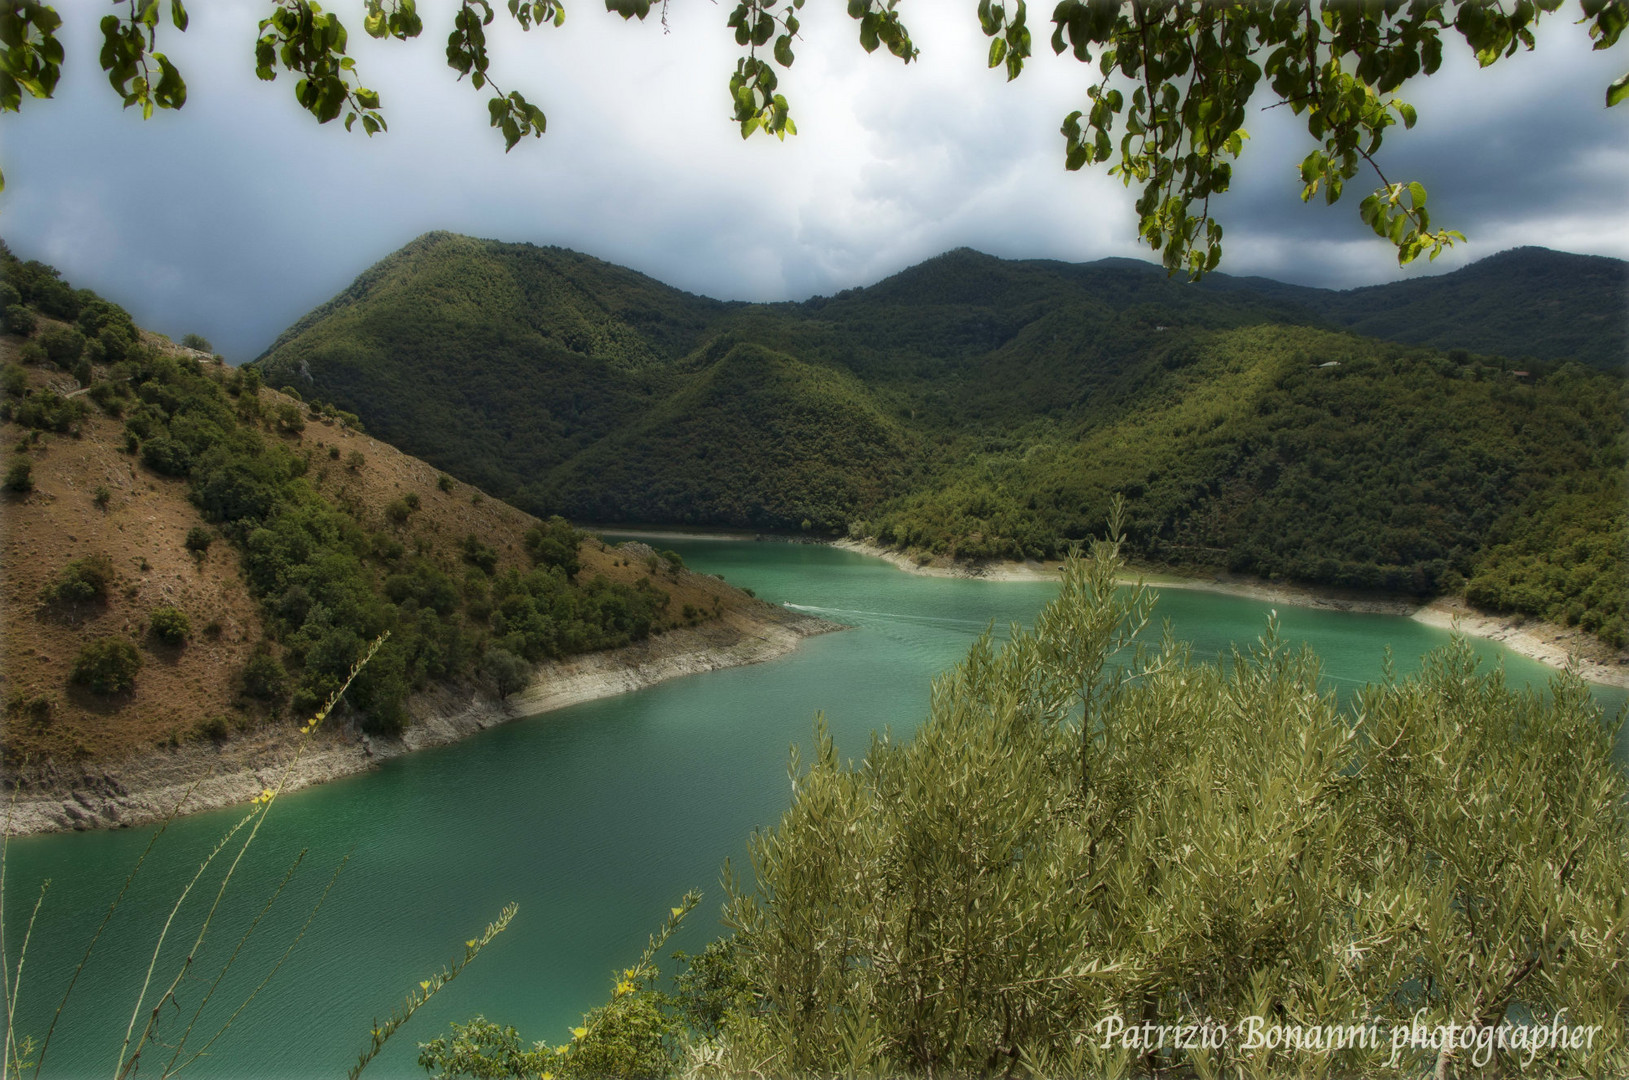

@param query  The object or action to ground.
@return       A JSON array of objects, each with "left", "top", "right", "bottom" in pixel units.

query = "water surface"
[{"left": 8, "top": 539, "right": 1623, "bottom": 1078}]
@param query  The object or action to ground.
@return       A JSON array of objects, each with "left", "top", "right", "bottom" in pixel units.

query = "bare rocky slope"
[{"left": 1, "top": 326, "right": 837, "bottom": 836}]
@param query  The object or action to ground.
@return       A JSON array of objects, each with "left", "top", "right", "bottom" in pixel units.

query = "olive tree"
[
  {"left": 1, "top": 1, "right": 1623, "bottom": 272},
  {"left": 707, "top": 541, "right": 1628, "bottom": 1078}
]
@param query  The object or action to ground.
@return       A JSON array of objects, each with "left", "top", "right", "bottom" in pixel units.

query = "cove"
[{"left": 6, "top": 539, "right": 1624, "bottom": 1079}]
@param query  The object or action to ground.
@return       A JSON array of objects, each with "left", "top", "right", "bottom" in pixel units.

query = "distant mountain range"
[{"left": 254, "top": 234, "right": 1627, "bottom": 644}]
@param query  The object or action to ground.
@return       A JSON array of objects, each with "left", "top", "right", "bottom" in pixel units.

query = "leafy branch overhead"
[{"left": 0, "top": 1, "right": 1624, "bottom": 272}]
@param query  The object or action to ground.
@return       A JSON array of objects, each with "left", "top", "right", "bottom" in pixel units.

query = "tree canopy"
[{"left": 0, "top": 0, "right": 1624, "bottom": 272}]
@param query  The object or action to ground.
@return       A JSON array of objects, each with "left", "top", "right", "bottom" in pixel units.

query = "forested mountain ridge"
[
  {"left": 254, "top": 233, "right": 1627, "bottom": 645},
  {"left": 0, "top": 241, "right": 783, "bottom": 778}
]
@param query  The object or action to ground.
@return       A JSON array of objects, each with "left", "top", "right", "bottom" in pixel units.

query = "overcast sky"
[{"left": 4, "top": 2, "right": 1625, "bottom": 360}]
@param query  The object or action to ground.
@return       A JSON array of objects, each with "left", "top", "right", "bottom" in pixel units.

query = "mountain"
[
  {"left": 1212, "top": 247, "right": 1626, "bottom": 371},
  {"left": 253, "top": 234, "right": 1627, "bottom": 646},
  {"left": 0, "top": 243, "right": 791, "bottom": 782}
]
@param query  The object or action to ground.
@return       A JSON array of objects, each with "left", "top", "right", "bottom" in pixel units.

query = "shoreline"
[
  {"left": 3, "top": 603, "right": 841, "bottom": 838},
  {"left": 830, "top": 539, "right": 1629, "bottom": 689}
]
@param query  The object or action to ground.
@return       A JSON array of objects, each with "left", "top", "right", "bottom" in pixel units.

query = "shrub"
[
  {"left": 180, "top": 332, "right": 213, "bottom": 352},
  {"left": 12, "top": 388, "right": 89, "bottom": 433},
  {"left": 93, "top": 485, "right": 110, "bottom": 508},
  {"left": 70, "top": 637, "right": 143, "bottom": 695},
  {"left": 195, "top": 714, "right": 230, "bottom": 743},
  {"left": 1, "top": 363, "right": 26, "bottom": 397},
  {"left": 240, "top": 649, "right": 288, "bottom": 702},
  {"left": 37, "top": 325, "right": 85, "bottom": 365},
  {"left": 6, "top": 694, "right": 55, "bottom": 729},
  {"left": 274, "top": 401, "right": 304, "bottom": 434},
  {"left": 523, "top": 516, "right": 581, "bottom": 576},
  {"left": 140, "top": 435, "right": 192, "bottom": 477},
  {"left": 17, "top": 340, "right": 46, "bottom": 365},
  {"left": 184, "top": 525, "right": 213, "bottom": 554},
  {"left": 384, "top": 498, "right": 412, "bottom": 526},
  {"left": 2, "top": 304, "right": 35, "bottom": 337},
  {"left": 43, "top": 554, "right": 115, "bottom": 604},
  {"left": 481, "top": 647, "right": 532, "bottom": 699},
  {"left": 345, "top": 449, "right": 366, "bottom": 471},
  {"left": 461, "top": 533, "right": 498, "bottom": 574},
  {"left": 437, "top": 473, "right": 454, "bottom": 492},
  {"left": 88, "top": 379, "right": 127, "bottom": 416},
  {"left": 4, "top": 457, "right": 32, "bottom": 493},
  {"left": 702, "top": 546, "right": 1629, "bottom": 1079},
  {"left": 403, "top": 491, "right": 420, "bottom": 510},
  {"left": 149, "top": 604, "right": 192, "bottom": 644}
]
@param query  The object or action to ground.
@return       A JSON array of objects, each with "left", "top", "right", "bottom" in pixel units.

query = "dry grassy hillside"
[{"left": 0, "top": 326, "right": 763, "bottom": 785}]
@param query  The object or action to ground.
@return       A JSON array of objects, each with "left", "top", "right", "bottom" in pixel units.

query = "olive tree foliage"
[
  {"left": 0, "top": 1, "right": 1623, "bottom": 273},
  {"left": 705, "top": 540, "right": 1629, "bottom": 1078}
]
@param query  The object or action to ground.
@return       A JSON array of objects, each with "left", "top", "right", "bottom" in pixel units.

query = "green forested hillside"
[
  {"left": 254, "top": 233, "right": 1627, "bottom": 644},
  {"left": 0, "top": 240, "right": 767, "bottom": 766},
  {"left": 543, "top": 340, "right": 918, "bottom": 530},
  {"left": 1309, "top": 247, "right": 1626, "bottom": 371}
]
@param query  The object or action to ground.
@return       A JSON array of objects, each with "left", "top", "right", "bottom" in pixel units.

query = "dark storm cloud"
[
  {"left": 2, "top": 4, "right": 1622, "bottom": 358},
  {"left": 1206, "top": 15, "right": 1627, "bottom": 288}
]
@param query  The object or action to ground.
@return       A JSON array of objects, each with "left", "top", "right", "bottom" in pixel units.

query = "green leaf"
[
  {"left": 1406, "top": 181, "right": 1426, "bottom": 209},
  {"left": 1608, "top": 71, "right": 1629, "bottom": 107}
]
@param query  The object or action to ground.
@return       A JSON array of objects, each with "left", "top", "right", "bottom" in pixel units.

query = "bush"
[
  {"left": 93, "top": 485, "right": 110, "bottom": 508},
  {"left": 4, "top": 457, "right": 32, "bottom": 493},
  {"left": 239, "top": 649, "right": 288, "bottom": 702},
  {"left": 195, "top": 714, "right": 230, "bottom": 743},
  {"left": 462, "top": 533, "right": 498, "bottom": 574},
  {"left": 149, "top": 604, "right": 192, "bottom": 644},
  {"left": 184, "top": 525, "right": 213, "bottom": 554},
  {"left": 37, "top": 326, "right": 85, "bottom": 365},
  {"left": 7, "top": 694, "right": 55, "bottom": 729},
  {"left": 482, "top": 647, "right": 532, "bottom": 699},
  {"left": 524, "top": 517, "right": 581, "bottom": 577},
  {"left": 43, "top": 553, "right": 114, "bottom": 604},
  {"left": 70, "top": 637, "right": 143, "bottom": 695},
  {"left": 180, "top": 332, "right": 213, "bottom": 352},
  {"left": 274, "top": 401, "right": 304, "bottom": 434},
  {"left": 12, "top": 388, "right": 89, "bottom": 433},
  {"left": 2, "top": 304, "right": 35, "bottom": 337},
  {"left": 1, "top": 363, "right": 26, "bottom": 397},
  {"left": 140, "top": 435, "right": 192, "bottom": 477},
  {"left": 437, "top": 473, "right": 454, "bottom": 492},
  {"left": 701, "top": 547, "right": 1629, "bottom": 1079}
]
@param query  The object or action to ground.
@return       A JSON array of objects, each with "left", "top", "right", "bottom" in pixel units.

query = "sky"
[{"left": 4, "top": 2, "right": 1626, "bottom": 361}]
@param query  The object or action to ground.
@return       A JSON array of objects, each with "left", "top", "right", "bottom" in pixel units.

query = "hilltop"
[
  {"left": 255, "top": 234, "right": 1627, "bottom": 648},
  {"left": 0, "top": 245, "right": 832, "bottom": 832}
]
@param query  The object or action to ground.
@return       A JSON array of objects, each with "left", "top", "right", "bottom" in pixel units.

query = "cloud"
[{"left": 3, "top": 5, "right": 1623, "bottom": 357}]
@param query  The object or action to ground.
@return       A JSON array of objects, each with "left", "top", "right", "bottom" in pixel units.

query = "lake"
[{"left": 7, "top": 538, "right": 1624, "bottom": 1078}]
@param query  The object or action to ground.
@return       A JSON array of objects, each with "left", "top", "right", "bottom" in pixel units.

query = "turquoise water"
[{"left": 6, "top": 539, "right": 1624, "bottom": 1078}]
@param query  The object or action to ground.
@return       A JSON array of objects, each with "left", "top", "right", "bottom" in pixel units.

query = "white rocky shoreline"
[
  {"left": 3, "top": 603, "right": 840, "bottom": 838},
  {"left": 829, "top": 538, "right": 1629, "bottom": 690}
]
